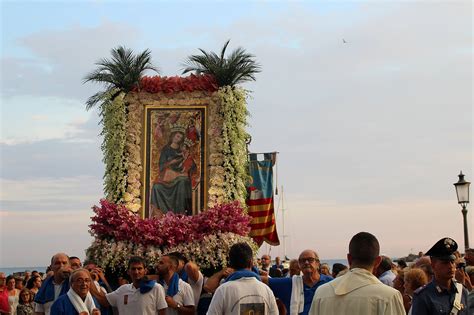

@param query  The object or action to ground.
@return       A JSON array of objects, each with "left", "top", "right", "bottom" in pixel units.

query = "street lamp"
[{"left": 454, "top": 171, "right": 470, "bottom": 251}]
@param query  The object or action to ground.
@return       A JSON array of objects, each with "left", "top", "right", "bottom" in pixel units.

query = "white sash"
[
  {"left": 290, "top": 275, "right": 304, "bottom": 315},
  {"left": 66, "top": 288, "right": 97, "bottom": 315},
  {"left": 450, "top": 282, "right": 464, "bottom": 315}
]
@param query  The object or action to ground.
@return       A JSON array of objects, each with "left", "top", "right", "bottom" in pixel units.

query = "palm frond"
[
  {"left": 182, "top": 40, "right": 261, "bottom": 87},
  {"left": 85, "top": 90, "right": 110, "bottom": 111},
  {"left": 84, "top": 46, "right": 158, "bottom": 110}
]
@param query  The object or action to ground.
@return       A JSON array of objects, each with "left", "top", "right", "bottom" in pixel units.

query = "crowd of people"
[{"left": 0, "top": 233, "right": 473, "bottom": 315}]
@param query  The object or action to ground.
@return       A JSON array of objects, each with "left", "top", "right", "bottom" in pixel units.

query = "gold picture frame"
[{"left": 142, "top": 105, "right": 207, "bottom": 218}]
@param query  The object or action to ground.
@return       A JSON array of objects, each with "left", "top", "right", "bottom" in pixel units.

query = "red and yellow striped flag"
[{"left": 246, "top": 153, "right": 279, "bottom": 246}]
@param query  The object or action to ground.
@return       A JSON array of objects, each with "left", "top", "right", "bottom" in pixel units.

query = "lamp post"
[{"left": 454, "top": 171, "right": 470, "bottom": 251}]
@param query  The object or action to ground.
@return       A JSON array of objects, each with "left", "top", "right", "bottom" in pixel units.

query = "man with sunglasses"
[{"left": 263, "top": 249, "right": 332, "bottom": 315}]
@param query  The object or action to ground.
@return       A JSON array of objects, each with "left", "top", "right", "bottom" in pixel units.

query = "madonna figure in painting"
[{"left": 151, "top": 126, "right": 197, "bottom": 215}]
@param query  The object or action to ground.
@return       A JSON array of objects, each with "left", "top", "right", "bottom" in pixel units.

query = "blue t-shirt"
[{"left": 268, "top": 274, "right": 332, "bottom": 315}]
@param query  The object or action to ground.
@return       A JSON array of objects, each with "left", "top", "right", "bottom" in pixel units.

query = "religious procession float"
[{"left": 84, "top": 41, "right": 280, "bottom": 278}]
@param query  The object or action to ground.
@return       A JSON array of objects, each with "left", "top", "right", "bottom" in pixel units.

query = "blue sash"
[
  {"left": 139, "top": 278, "right": 156, "bottom": 294},
  {"left": 35, "top": 276, "right": 69, "bottom": 304},
  {"left": 160, "top": 273, "right": 179, "bottom": 296},
  {"left": 225, "top": 269, "right": 261, "bottom": 282},
  {"left": 179, "top": 270, "right": 189, "bottom": 282}
]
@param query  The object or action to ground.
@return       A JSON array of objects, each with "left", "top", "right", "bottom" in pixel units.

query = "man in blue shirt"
[
  {"left": 263, "top": 249, "right": 332, "bottom": 315},
  {"left": 412, "top": 237, "right": 470, "bottom": 314},
  {"left": 376, "top": 256, "right": 396, "bottom": 287}
]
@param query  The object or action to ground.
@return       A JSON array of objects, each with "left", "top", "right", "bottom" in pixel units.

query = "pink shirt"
[{"left": 0, "top": 288, "right": 10, "bottom": 313}]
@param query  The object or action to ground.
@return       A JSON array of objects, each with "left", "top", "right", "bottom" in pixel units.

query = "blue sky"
[{"left": 1, "top": 0, "right": 472, "bottom": 267}]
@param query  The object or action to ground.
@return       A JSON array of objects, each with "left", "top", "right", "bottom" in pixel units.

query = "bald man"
[{"left": 35, "top": 253, "right": 72, "bottom": 315}]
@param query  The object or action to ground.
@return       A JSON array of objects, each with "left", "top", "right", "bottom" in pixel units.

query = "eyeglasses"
[
  {"left": 74, "top": 278, "right": 91, "bottom": 284},
  {"left": 298, "top": 257, "right": 319, "bottom": 264}
]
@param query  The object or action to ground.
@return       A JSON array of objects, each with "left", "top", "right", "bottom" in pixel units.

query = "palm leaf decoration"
[
  {"left": 182, "top": 40, "right": 261, "bottom": 87},
  {"left": 84, "top": 46, "right": 158, "bottom": 110}
]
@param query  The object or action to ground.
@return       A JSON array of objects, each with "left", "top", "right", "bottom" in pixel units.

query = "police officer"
[{"left": 411, "top": 237, "right": 470, "bottom": 315}]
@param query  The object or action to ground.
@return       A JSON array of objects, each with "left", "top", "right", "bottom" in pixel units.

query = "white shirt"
[
  {"left": 187, "top": 271, "right": 204, "bottom": 307},
  {"left": 162, "top": 278, "right": 195, "bottom": 315},
  {"left": 106, "top": 283, "right": 167, "bottom": 315},
  {"left": 379, "top": 270, "right": 396, "bottom": 287},
  {"left": 309, "top": 268, "right": 405, "bottom": 315},
  {"left": 207, "top": 277, "right": 278, "bottom": 315},
  {"left": 34, "top": 282, "right": 64, "bottom": 315}
]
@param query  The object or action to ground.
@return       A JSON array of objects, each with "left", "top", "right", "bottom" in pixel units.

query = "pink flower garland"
[
  {"left": 136, "top": 74, "right": 218, "bottom": 94},
  {"left": 89, "top": 200, "right": 251, "bottom": 247}
]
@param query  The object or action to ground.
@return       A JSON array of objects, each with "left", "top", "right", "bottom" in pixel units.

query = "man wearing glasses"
[
  {"left": 263, "top": 250, "right": 332, "bottom": 315},
  {"left": 50, "top": 269, "right": 100, "bottom": 315}
]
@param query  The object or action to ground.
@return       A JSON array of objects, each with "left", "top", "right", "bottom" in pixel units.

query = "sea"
[
  {"left": 0, "top": 259, "right": 348, "bottom": 276},
  {"left": 0, "top": 266, "right": 47, "bottom": 276}
]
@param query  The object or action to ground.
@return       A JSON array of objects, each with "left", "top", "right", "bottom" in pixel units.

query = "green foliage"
[
  {"left": 182, "top": 40, "right": 261, "bottom": 87},
  {"left": 219, "top": 86, "right": 250, "bottom": 204},
  {"left": 84, "top": 46, "right": 158, "bottom": 110},
  {"left": 99, "top": 90, "right": 128, "bottom": 203}
]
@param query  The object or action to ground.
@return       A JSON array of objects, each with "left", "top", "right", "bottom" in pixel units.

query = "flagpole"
[{"left": 281, "top": 185, "right": 287, "bottom": 259}]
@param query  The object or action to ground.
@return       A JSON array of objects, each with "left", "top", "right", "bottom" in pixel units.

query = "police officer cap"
[{"left": 425, "top": 237, "right": 458, "bottom": 261}]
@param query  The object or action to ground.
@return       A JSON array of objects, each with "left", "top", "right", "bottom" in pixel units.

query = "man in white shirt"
[
  {"left": 167, "top": 252, "right": 203, "bottom": 307},
  {"left": 34, "top": 253, "right": 72, "bottom": 315},
  {"left": 309, "top": 232, "right": 405, "bottom": 315},
  {"left": 207, "top": 242, "right": 278, "bottom": 315},
  {"left": 156, "top": 255, "right": 195, "bottom": 315},
  {"left": 91, "top": 256, "right": 167, "bottom": 315}
]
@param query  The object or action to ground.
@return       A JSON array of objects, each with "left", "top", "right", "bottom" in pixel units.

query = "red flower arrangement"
[
  {"left": 89, "top": 200, "right": 251, "bottom": 247},
  {"left": 136, "top": 74, "right": 218, "bottom": 94}
]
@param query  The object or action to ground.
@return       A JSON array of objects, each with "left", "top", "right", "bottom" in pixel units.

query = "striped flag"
[{"left": 246, "top": 153, "right": 280, "bottom": 246}]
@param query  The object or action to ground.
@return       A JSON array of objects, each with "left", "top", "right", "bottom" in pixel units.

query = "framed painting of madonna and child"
[{"left": 143, "top": 106, "right": 207, "bottom": 218}]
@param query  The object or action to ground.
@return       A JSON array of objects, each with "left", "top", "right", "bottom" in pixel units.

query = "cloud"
[
  {"left": 0, "top": 176, "right": 103, "bottom": 266},
  {"left": 31, "top": 115, "right": 49, "bottom": 121},
  {"left": 0, "top": 176, "right": 103, "bottom": 206},
  {"left": 1, "top": 95, "right": 93, "bottom": 144},
  {"left": 239, "top": 2, "right": 473, "bottom": 202},
  {"left": 0, "top": 209, "right": 94, "bottom": 267},
  {"left": 263, "top": 194, "right": 472, "bottom": 259},
  {"left": 1, "top": 21, "right": 142, "bottom": 101},
  {"left": 0, "top": 113, "right": 103, "bottom": 180}
]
